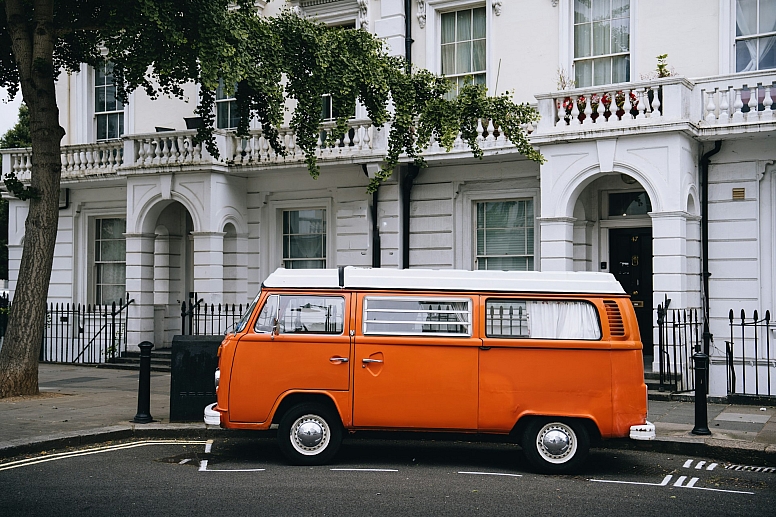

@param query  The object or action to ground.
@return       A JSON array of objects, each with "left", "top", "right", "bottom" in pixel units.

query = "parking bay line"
[
  {"left": 198, "top": 460, "right": 266, "bottom": 472},
  {"left": 330, "top": 468, "right": 399, "bottom": 472},
  {"left": 0, "top": 440, "right": 209, "bottom": 472},
  {"left": 458, "top": 471, "right": 523, "bottom": 478}
]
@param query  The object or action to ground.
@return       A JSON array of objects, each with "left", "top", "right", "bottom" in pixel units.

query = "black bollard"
[
  {"left": 132, "top": 341, "right": 155, "bottom": 424},
  {"left": 691, "top": 347, "right": 711, "bottom": 435}
]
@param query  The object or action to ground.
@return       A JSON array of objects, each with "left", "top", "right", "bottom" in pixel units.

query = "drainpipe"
[
  {"left": 700, "top": 141, "right": 721, "bottom": 356},
  {"left": 401, "top": 164, "right": 420, "bottom": 269},
  {"left": 363, "top": 165, "right": 381, "bottom": 268},
  {"left": 400, "top": 1, "right": 416, "bottom": 269},
  {"left": 405, "top": 0, "right": 413, "bottom": 72}
]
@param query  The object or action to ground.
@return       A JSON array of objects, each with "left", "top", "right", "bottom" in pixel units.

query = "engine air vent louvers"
[{"left": 604, "top": 300, "right": 625, "bottom": 337}]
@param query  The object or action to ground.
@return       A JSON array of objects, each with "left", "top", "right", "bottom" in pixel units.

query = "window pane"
[
  {"left": 285, "top": 259, "right": 326, "bottom": 269},
  {"left": 574, "top": 24, "right": 591, "bottom": 58},
  {"left": 105, "top": 87, "right": 117, "bottom": 112},
  {"left": 575, "top": 60, "right": 592, "bottom": 87},
  {"left": 472, "top": 40, "right": 486, "bottom": 72},
  {"left": 593, "top": 57, "right": 611, "bottom": 85},
  {"left": 289, "top": 235, "right": 323, "bottom": 259},
  {"left": 108, "top": 113, "right": 119, "bottom": 139},
  {"left": 278, "top": 296, "right": 344, "bottom": 334},
  {"left": 457, "top": 9, "right": 472, "bottom": 41},
  {"left": 761, "top": 0, "right": 776, "bottom": 32},
  {"left": 575, "top": 0, "right": 592, "bottom": 23},
  {"left": 217, "top": 102, "right": 231, "bottom": 129},
  {"left": 441, "top": 12, "right": 456, "bottom": 44},
  {"left": 485, "top": 229, "right": 525, "bottom": 255},
  {"left": 475, "top": 200, "right": 534, "bottom": 271},
  {"left": 592, "top": 0, "right": 609, "bottom": 21},
  {"left": 611, "top": 17, "right": 630, "bottom": 53},
  {"left": 612, "top": 55, "right": 630, "bottom": 83},
  {"left": 486, "top": 299, "right": 601, "bottom": 340},
  {"left": 456, "top": 42, "right": 472, "bottom": 73},
  {"left": 593, "top": 20, "right": 611, "bottom": 56},
  {"left": 608, "top": 191, "right": 652, "bottom": 216},
  {"left": 737, "top": 0, "right": 758, "bottom": 36},
  {"left": 441, "top": 44, "right": 455, "bottom": 75},
  {"left": 254, "top": 295, "right": 279, "bottom": 333},
  {"left": 364, "top": 298, "right": 471, "bottom": 336},
  {"left": 472, "top": 7, "right": 486, "bottom": 39},
  {"left": 759, "top": 36, "right": 776, "bottom": 70},
  {"left": 97, "top": 115, "right": 107, "bottom": 141},
  {"left": 737, "top": 38, "right": 757, "bottom": 71},
  {"left": 95, "top": 87, "right": 106, "bottom": 112},
  {"left": 612, "top": 0, "right": 630, "bottom": 18}
]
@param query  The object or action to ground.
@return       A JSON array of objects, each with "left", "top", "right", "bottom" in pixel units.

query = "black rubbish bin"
[{"left": 169, "top": 335, "right": 223, "bottom": 422}]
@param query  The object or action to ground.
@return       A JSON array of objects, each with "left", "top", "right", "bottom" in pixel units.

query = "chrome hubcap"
[
  {"left": 536, "top": 422, "right": 577, "bottom": 464},
  {"left": 290, "top": 414, "right": 330, "bottom": 456}
]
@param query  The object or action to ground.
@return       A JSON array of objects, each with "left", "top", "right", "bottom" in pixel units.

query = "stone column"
[
  {"left": 191, "top": 231, "right": 226, "bottom": 306},
  {"left": 125, "top": 233, "right": 156, "bottom": 350},
  {"left": 538, "top": 217, "right": 576, "bottom": 271}
]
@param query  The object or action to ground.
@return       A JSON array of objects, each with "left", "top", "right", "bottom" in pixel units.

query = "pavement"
[{"left": 1, "top": 363, "right": 775, "bottom": 466}]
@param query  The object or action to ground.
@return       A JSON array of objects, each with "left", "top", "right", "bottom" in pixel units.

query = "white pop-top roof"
[{"left": 263, "top": 267, "right": 625, "bottom": 295}]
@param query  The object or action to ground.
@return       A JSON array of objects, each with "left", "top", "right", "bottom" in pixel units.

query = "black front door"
[{"left": 609, "top": 228, "right": 653, "bottom": 364}]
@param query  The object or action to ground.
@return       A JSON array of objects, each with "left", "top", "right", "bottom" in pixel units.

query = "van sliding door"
[{"left": 353, "top": 294, "right": 479, "bottom": 430}]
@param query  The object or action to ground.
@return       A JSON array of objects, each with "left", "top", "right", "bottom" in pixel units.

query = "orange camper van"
[{"left": 204, "top": 267, "right": 655, "bottom": 473}]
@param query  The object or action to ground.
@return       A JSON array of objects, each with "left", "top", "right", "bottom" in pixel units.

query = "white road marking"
[
  {"left": 590, "top": 475, "right": 673, "bottom": 487},
  {"left": 198, "top": 460, "right": 265, "bottom": 472},
  {"left": 707, "top": 463, "right": 718, "bottom": 471},
  {"left": 205, "top": 440, "right": 213, "bottom": 454},
  {"left": 695, "top": 461, "right": 706, "bottom": 470},
  {"left": 683, "top": 460, "right": 693, "bottom": 468},
  {"left": 0, "top": 440, "right": 208, "bottom": 472},
  {"left": 591, "top": 475, "right": 753, "bottom": 495},
  {"left": 458, "top": 471, "right": 523, "bottom": 478},
  {"left": 330, "top": 468, "right": 398, "bottom": 472},
  {"left": 179, "top": 459, "right": 191, "bottom": 465}
]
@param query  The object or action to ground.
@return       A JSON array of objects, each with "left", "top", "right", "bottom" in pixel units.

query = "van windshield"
[{"left": 234, "top": 292, "right": 261, "bottom": 333}]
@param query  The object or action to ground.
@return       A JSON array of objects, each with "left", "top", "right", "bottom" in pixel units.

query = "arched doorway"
[{"left": 573, "top": 174, "right": 655, "bottom": 368}]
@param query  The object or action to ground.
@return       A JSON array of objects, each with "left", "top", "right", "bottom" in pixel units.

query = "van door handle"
[
  {"left": 329, "top": 356, "right": 349, "bottom": 364},
  {"left": 361, "top": 358, "right": 383, "bottom": 367}
]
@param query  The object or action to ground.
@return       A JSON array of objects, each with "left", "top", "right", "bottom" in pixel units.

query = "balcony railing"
[{"left": 534, "top": 72, "right": 776, "bottom": 138}]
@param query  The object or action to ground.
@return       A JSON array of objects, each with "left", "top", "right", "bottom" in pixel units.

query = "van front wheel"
[
  {"left": 278, "top": 403, "right": 343, "bottom": 466},
  {"left": 522, "top": 419, "right": 589, "bottom": 474}
]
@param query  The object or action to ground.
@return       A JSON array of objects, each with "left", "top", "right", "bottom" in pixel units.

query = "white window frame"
[
  {"left": 425, "top": 0, "right": 495, "bottom": 94},
  {"left": 268, "top": 198, "right": 334, "bottom": 271},
  {"left": 90, "top": 215, "right": 127, "bottom": 306},
  {"left": 456, "top": 186, "right": 540, "bottom": 271},
  {"left": 93, "top": 61, "right": 126, "bottom": 142},
  {"left": 559, "top": 0, "right": 638, "bottom": 88},
  {"left": 74, "top": 63, "right": 133, "bottom": 145},
  {"left": 723, "top": 0, "right": 776, "bottom": 73}
]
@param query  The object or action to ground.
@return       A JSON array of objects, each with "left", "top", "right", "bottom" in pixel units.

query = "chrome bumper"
[
  {"left": 204, "top": 402, "right": 221, "bottom": 426},
  {"left": 629, "top": 420, "right": 656, "bottom": 440}
]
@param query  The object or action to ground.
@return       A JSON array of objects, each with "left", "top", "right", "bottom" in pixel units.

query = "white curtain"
[{"left": 526, "top": 301, "right": 601, "bottom": 340}]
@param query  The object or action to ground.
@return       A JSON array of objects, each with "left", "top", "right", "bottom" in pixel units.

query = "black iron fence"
[
  {"left": 656, "top": 301, "right": 701, "bottom": 393},
  {"left": 726, "top": 309, "right": 773, "bottom": 399},
  {"left": 180, "top": 293, "right": 245, "bottom": 336},
  {"left": 0, "top": 294, "right": 134, "bottom": 364}
]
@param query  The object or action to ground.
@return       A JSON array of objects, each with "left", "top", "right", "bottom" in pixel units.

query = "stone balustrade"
[
  {"left": 1, "top": 141, "right": 124, "bottom": 182},
  {"left": 696, "top": 71, "right": 776, "bottom": 125},
  {"left": 127, "top": 131, "right": 205, "bottom": 168}
]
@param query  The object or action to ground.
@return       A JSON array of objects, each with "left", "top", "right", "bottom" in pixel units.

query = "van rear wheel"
[
  {"left": 522, "top": 418, "right": 589, "bottom": 474},
  {"left": 278, "top": 403, "right": 342, "bottom": 466}
]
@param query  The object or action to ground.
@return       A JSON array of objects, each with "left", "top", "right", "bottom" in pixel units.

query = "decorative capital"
[
  {"left": 493, "top": 0, "right": 502, "bottom": 15},
  {"left": 357, "top": 0, "right": 369, "bottom": 30},
  {"left": 418, "top": 0, "right": 427, "bottom": 29}
]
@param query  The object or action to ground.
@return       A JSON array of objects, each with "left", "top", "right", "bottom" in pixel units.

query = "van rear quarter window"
[
  {"left": 485, "top": 299, "right": 601, "bottom": 340},
  {"left": 363, "top": 297, "right": 472, "bottom": 336}
]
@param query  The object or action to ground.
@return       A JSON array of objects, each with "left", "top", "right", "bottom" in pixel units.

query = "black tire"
[
  {"left": 277, "top": 403, "right": 343, "bottom": 466},
  {"left": 521, "top": 418, "right": 590, "bottom": 474}
]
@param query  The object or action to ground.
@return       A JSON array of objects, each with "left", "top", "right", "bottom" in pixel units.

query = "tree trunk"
[{"left": 0, "top": 0, "right": 64, "bottom": 397}]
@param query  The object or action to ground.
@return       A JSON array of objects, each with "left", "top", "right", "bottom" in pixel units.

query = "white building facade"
[{"left": 2, "top": 0, "right": 775, "bottom": 398}]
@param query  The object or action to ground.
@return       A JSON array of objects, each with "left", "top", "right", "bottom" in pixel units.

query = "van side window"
[
  {"left": 486, "top": 299, "right": 601, "bottom": 340},
  {"left": 363, "top": 297, "right": 472, "bottom": 336},
  {"left": 254, "top": 295, "right": 279, "bottom": 333},
  {"left": 278, "top": 296, "right": 345, "bottom": 335}
]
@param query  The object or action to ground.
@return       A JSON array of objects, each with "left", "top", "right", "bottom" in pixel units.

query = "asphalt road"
[{"left": 1, "top": 436, "right": 774, "bottom": 516}]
